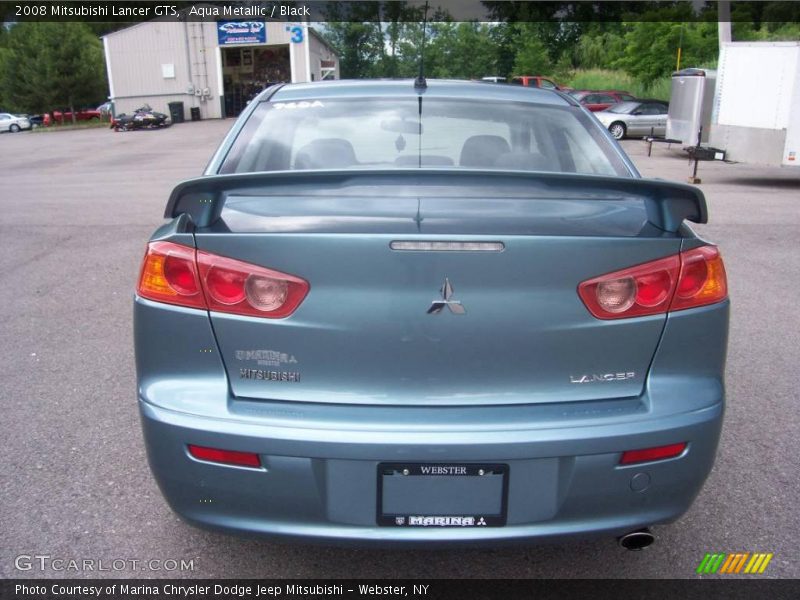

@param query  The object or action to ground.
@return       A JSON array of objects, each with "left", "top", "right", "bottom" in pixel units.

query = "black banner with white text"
[{"left": 2, "top": 579, "right": 800, "bottom": 600}]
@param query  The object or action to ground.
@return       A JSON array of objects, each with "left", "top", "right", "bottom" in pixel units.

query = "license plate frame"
[{"left": 377, "top": 463, "right": 509, "bottom": 527}]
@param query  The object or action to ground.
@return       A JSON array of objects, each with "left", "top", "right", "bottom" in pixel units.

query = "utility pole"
[{"left": 718, "top": 0, "right": 732, "bottom": 51}]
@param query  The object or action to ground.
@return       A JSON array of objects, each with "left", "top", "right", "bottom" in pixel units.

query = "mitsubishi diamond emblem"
[{"left": 427, "top": 278, "right": 466, "bottom": 315}]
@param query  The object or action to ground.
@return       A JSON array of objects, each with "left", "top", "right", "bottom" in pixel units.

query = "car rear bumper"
[{"left": 139, "top": 395, "right": 723, "bottom": 547}]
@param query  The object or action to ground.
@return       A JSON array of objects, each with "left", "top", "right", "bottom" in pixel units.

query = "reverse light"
[
  {"left": 245, "top": 275, "right": 288, "bottom": 311},
  {"left": 137, "top": 241, "right": 309, "bottom": 318},
  {"left": 620, "top": 442, "right": 687, "bottom": 465},
  {"left": 578, "top": 246, "right": 727, "bottom": 319},
  {"left": 187, "top": 444, "right": 261, "bottom": 468}
]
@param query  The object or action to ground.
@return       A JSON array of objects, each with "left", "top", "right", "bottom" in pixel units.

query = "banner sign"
[
  {"left": 4, "top": 578, "right": 800, "bottom": 600},
  {"left": 217, "top": 21, "right": 266, "bottom": 45}
]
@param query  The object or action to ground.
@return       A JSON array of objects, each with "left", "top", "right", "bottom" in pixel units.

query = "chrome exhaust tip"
[{"left": 618, "top": 528, "right": 655, "bottom": 550}]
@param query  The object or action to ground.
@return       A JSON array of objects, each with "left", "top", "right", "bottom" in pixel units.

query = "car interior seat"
[
  {"left": 459, "top": 135, "right": 511, "bottom": 168},
  {"left": 294, "top": 138, "right": 358, "bottom": 169}
]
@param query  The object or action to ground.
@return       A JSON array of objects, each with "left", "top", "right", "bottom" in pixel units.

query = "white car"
[{"left": 0, "top": 113, "right": 32, "bottom": 133}]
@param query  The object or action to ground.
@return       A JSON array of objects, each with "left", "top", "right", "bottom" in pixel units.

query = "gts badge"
[{"left": 570, "top": 371, "right": 635, "bottom": 384}]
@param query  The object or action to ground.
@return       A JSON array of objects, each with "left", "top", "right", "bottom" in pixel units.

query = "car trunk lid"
[{"left": 180, "top": 171, "right": 704, "bottom": 406}]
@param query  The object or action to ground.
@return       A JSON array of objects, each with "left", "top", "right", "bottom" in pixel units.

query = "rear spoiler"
[{"left": 165, "top": 170, "right": 707, "bottom": 233}]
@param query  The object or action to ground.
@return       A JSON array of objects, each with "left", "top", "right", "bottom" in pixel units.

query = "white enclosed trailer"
[{"left": 709, "top": 41, "right": 800, "bottom": 168}]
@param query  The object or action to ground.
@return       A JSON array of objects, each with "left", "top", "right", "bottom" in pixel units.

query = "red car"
[
  {"left": 568, "top": 90, "right": 637, "bottom": 112},
  {"left": 47, "top": 108, "right": 101, "bottom": 125},
  {"left": 510, "top": 75, "right": 570, "bottom": 91}
]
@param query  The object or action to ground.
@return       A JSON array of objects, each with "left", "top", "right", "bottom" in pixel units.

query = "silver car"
[
  {"left": 0, "top": 112, "right": 32, "bottom": 133},
  {"left": 594, "top": 101, "right": 669, "bottom": 140}
]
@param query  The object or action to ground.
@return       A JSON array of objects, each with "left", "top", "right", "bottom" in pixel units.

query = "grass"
[
  {"left": 32, "top": 119, "right": 111, "bottom": 133},
  {"left": 565, "top": 69, "right": 671, "bottom": 101}
]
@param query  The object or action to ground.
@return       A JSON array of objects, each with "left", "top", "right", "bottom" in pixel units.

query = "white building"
[{"left": 102, "top": 19, "right": 339, "bottom": 120}]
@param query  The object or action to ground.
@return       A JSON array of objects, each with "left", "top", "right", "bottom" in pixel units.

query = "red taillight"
[
  {"left": 196, "top": 250, "right": 309, "bottom": 318},
  {"left": 187, "top": 444, "right": 261, "bottom": 468},
  {"left": 619, "top": 442, "right": 687, "bottom": 465},
  {"left": 578, "top": 246, "right": 727, "bottom": 319},
  {"left": 205, "top": 266, "right": 247, "bottom": 305},
  {"left": 137, "top": 241, "right": 309, "bottom": 318}
]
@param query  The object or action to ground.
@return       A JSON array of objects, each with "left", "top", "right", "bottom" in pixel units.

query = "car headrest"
[
  {"left": 459, "top": 135, "right": 511, "bottom": 168},
  {"left": 294, "top": 138, "right": 358, "bottom": 169}
]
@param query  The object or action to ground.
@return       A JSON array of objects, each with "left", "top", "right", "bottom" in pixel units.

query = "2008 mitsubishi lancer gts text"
[{"left": 134, "top": 79, "right": 728, "bottom": 548}]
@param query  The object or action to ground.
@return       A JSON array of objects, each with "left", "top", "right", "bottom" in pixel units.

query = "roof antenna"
[{"left": 414, "top": 1, "right": 429, "bottom": 89}]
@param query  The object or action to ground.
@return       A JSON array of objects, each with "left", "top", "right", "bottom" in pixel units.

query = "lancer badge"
[{"left": 427, "top": 278, "right": 465, "bottom": 315}]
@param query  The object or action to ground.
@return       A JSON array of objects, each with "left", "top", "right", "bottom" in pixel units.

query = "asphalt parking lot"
[{"left": 1, "top": 121, "right": 798, "bottom": 579}]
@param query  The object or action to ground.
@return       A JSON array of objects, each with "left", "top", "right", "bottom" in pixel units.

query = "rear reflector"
[
  {"left": 187, "top": 444, "right": 261, "bottom": 468},
  {"left": 578, "top": 246, "right": 727, "bottom": 319},
  {"left": 619, "top": 442, "right": 687, "bottom": 465},
  {"left": 137, "top": 241, "right": 309, "bottom": 318}
]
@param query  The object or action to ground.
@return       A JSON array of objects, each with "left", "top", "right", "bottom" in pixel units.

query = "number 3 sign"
[{"left": 286, "top": 26, "right": 304, "bottom": 43}]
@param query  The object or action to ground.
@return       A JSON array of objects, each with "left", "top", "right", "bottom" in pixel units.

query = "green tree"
[
  {"left": 324, "top": 21, "right": 384, "bottom": 78},
  {"left": 613, "top": 21, "right": 718, "bottom": 84},
  {"left": 379, "top": 2, "right": 427, "bottom": 77},
  {"left": 423, "top": 21, "right": 496, "bottom": 79},
  {"left": 382, "top": 5, "right": 453, "bottom": 79},
  {"left": 0, "top": 22, "right": 107, "bottom": 117},
  {"left": 321, "top": 2, "right": 386, "bottom": 78},
  {"left": 573, "top": 29, "right": 627, "bottom": 70},
  {"left": 511, "top": 23, "right": 553, "bottom": 76},
  {"left": 488, "top": 22, "right": 516, "bottom": 78},
  {"left": 484, "top": 1, "right": 628, "bottom": 67}
]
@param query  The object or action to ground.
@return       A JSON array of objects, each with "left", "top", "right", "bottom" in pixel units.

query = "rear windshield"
[{"left": 220, "top": 98, "right": 629, "bottom": 177}]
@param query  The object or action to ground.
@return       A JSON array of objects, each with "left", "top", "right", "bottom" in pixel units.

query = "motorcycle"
[{"left": 111, "top": 104, "right": 169, "bottom": 131}]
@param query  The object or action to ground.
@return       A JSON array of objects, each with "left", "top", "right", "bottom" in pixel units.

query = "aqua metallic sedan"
[{"left": 134, "top": 79, "right": 728, "bottom": 548}]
